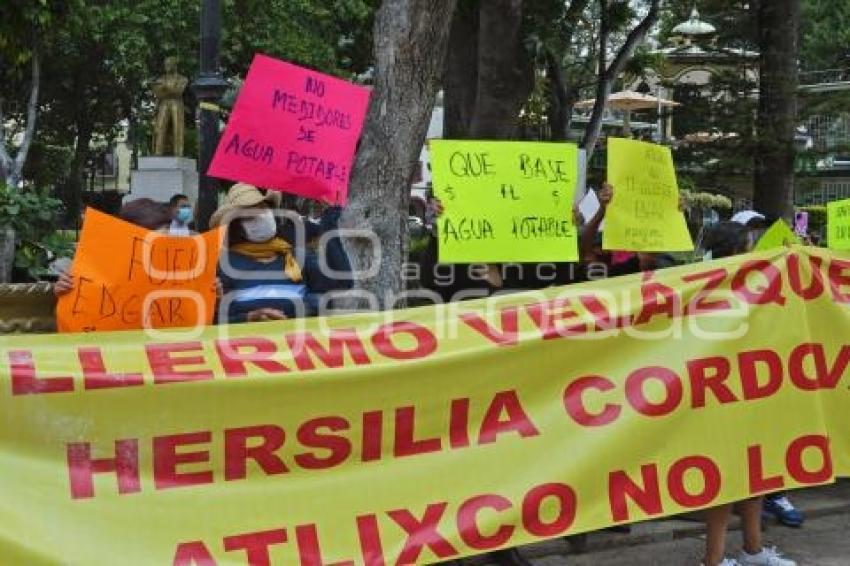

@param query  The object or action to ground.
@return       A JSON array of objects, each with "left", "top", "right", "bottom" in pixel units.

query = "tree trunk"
[
  {"left": 443, "top": 1, "right": 479, "bottom": 139},
  {"left": 547, "top": 50, "right": 576, "bottom": 142},
  {"left": 0, "top": 52, "right": 40, "bottom": 187},
  {"left": 341, "top": 0, "right": 457, "bottom": 310},
  {"left": 753, "top": 0, "right": 800, "bottom": 221},
  {"left": 469, "top": 0, "right": 534, "bottom": 139},
  {"left": 68, "top": 121, "right": 93, "bottom": 220},
  {"left": 582, "top": 0, "right": 660, "bottom": 161}
]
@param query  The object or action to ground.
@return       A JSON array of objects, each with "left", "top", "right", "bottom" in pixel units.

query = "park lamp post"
[{"left": 192, "top": 0, "right": 229, "bottom": 232}]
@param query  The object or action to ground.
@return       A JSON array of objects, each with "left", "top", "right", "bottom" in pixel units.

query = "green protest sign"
[
  {"left": 827, "top": 198, "right": 850, "bottom": 250},
  {"left": 603, "top": 138, "right": 693, "bottom": 252},
  {"left": 429, "top": 140, "right": 578, "bottom": 263}
]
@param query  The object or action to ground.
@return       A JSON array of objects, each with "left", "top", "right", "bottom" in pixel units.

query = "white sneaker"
[
  {"left": 702, "top": 559, "right": 741, "bottom": 566},
  {"left": 738, "top": 546, "right": 796, "bottom": 566}
]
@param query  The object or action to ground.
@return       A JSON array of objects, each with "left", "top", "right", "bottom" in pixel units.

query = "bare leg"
[
  {"left": 739, "top": 497, "right": 764, "bottom": 555},
  {"left": 704, "top": 503, "right": 733, "bottom": 565}
]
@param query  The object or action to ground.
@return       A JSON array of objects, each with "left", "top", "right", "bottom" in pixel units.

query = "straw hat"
[{"left": 210, "top": 183, "right": 278, "bottom": 227}]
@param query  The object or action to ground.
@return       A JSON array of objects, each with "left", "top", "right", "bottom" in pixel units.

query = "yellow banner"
[
  {"left": 604, "top": 138, "right": 694, "bottom": 252},
  {"left": 430, "top": 140, "right": 579, "bottom": 263},
  {"left": 2, "top": 247, "right": 849, "bottom": 565}
]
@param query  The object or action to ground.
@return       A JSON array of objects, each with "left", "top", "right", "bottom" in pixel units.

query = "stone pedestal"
[{"left": 128, "top": 156, "right": 199, "bottom": 205}]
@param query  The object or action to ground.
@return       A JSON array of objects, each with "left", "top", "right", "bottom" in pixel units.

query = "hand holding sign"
[
  {"left": 208, "top": 54, "right": 370, "bottom": 204},
  {"left": 603, "top": 138, "right": 693, "bottom": 252},
  {"left": 430, "top": 140, "right": 579, "bottom": 263},
  {"left": 56, "top": 209, "right": 223, "bottom": 333}
]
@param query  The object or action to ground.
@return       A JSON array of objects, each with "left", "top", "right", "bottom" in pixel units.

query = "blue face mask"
[{"left": 176, "top": 206, "right": 192, "bottom": 224}]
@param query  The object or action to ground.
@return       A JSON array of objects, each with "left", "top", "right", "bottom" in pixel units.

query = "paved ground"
[{"left": 465, "top": 482, "right": 850, "bottom": 566}]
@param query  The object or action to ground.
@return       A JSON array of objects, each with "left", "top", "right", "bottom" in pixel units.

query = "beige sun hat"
[{"left": 209, "top": 183, "right": 278, "bottom": 227}]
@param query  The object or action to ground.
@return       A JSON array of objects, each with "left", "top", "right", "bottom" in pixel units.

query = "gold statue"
[{"left": 152, "top": 57, "right": 189, "bottom": 156}]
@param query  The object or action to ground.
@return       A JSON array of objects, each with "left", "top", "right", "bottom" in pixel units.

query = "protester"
[
  {"left": 699, "top": 221, "right": 796, "bottom": 566},
  {"left": 53, "top": 198, "right": 173, "bottom": 298},
  {"left": 210, "top": 183, "right": 352, "bottom": 323},
  {"left": 730, "top": 210, "right": 806, "bottom": 528},
  {"left": 168, "top": 193, "right": 194, "bottom": 235}
]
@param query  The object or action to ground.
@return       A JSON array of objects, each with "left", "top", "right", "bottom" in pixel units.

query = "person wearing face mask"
[
  {"left": 168, "top": 194, "right": 194, "bottom": 236},
  {"left": 210, "top": 183, "right": 352, "bottom": 324}
]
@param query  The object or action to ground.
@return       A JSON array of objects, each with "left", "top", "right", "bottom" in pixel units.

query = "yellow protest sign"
[
  {"left": 827, "top": 198, "right": 850, "bottom": 250},
  {"left": 430, "top": 140, "right": 578, "bottom": 263},
  {"left": 56, "top": 208, "right": 223, "bottom": 333},
  {"left": 754, "top": 219, "right": 801, "bottom": 251},
  {"left": 603, "top": 138, "right": 693, "bottom": 252},
  {"left": 2, "top": 247, "right": 850, "bottom": 564}
]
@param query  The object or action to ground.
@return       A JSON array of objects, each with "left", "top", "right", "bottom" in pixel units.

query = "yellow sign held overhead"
[
  {"left": 430, "top": 140, "right": 579, "bottom": 263},
  {"left": 827, "top": 198, "right": 850, "bottom": 250},
  {"left": 754, "top": 219, "right": 801, "bottom": 251},
  {"left": 603, "top": 138, "right": 693, "bottom": 252}
]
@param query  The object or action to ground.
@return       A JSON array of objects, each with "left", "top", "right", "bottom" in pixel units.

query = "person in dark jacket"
[{"left": 210, "top": 183, "right": 352, "bottom": 323}]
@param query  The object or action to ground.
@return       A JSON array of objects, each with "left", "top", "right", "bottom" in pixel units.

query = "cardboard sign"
[
  {"left": 828, "top": 199, "right": 850, "bottom": 250},
  {"left": 430, "top": 140, "right": 579, "bottom": 263},
  {"left": 603, "top": 138, "right": 693, "bottom": 252},
  {"left": 208, "top": 54, "right": 371, "bottom": 204},
  {"left": 56, "top": 209, "right": 223, "bottom": 333},
  {"left": 754, "top": 219, "right": 801, "bottom": 251}
]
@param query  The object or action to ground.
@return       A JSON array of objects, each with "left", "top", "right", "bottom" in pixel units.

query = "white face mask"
[{"left": 241, "top": 209, "right": 277, "bottom": 243}]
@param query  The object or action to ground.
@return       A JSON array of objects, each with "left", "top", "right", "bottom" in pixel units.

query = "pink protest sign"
[{"left": 208, "top": 54, "right": 370, "bottom": 204}]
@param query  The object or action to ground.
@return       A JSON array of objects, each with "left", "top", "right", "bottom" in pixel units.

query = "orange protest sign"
[{"left": 56, "top": 208, "right": 223, "bottom": 333}]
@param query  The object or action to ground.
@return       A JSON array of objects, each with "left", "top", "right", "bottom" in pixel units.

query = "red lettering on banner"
[
  {"left": 625, "top": 367, "right": 683, "bottom": 417},
  {"left": 563, "top": 376, "right": 621, "bottom": 427},
  {"left": 789, "top": 344, "right": 828, "bottom": 391},
  {"left": 634, "top": 275, "right": 681, "bottom": 325},
  {"left": 457, "top": 494, "right": 515, "bottom": 550},
  {"left": 818, "top": 345, "right": 850, "bottom": 389},
  {"left": 371, "top": 322, "right": 437, "bottom": 360},
  {"left": 449, "top": 398, "right": 471, "bottom": 449},
  {"left": 521, "top": 483, "right": 577, "bottom": 537},
  {"left": 223, "top": 529, "right": 287, "bottom": 566},
  {"left": 295, "top": 417, "right": 351, "bottom": 470},
  {"left": 682, "top": 268, "right": 731, "bottom": 314},
  {"left": 394, "top": 406, "right": 442, "bottom": 457},
  {"left": 295, "top": 524, "right": 355, "bottom": 566},
  {"left": 79, "top": 347, "right": 143, "bottom": 389},
  {"left": 787, "top": 254, "right": 824, "bottom": 300},
  {"left": 609, "top": 464, "right": 663, "bottom": 522},
  {"left": 387, "top": 503, "right": 458, "bottom": 564},
  {"left": 9, "top": 349, "right": 75, "bottom": 395},
  {"left": 748, "top": 445, "right": 785, "bottom": 494},
  {"left": 524, "top": 298, "right": 586, "bottom": 339},
  {"left": 579, "top": 294, "right": 632, "bottom": 331},
  {"left": 667, "top": 456, "right": 721, "bottom": 508},
  {"left": 173, "top": 541, "right": 218, "bottom": 566},
  {"left": 224, "top": 425, "right": 288, "bottom": 480},
  {"left": 147, "top": 342, "right": 213, "bottom": 384},
  {"left": 66, "top": 439, "right": 141, "bottom": 499},
  {"left": 688, "top": 357, "right": 737, "bottom": 408},
  {"left": 153, "top": 432, "right": 213, "bottom": 489},
  {"left": 460, "top": 307, "right": 519, "bottom": 346},
  {"left": 786, "top": 435, "right": 832, "bottom": 484},
  {"left": 286, "top": 329, "right": 370, "bottom": 371},
  {"left": 355, "top": 514, "right": 387, "bottom": 566},
  {"left": 361, "top": 411, "right": 383, "bottom": 462},
  {"left": 731, "top": 261, "right": 786, "bottom": 306},
  {"left": 478, "top": 390, "right": 539, "bottom": 444},
  {"left": 215, "top": 338, "right": 289, "bottom": 377},
  {"left": 828, "top": 258, "right": 850, "bottom": 303},
  {"left": 739, "top": 349, "right": 783, "bottom": 400}
]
